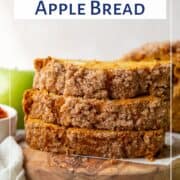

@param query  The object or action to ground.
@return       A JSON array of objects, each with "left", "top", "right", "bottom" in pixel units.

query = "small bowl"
[{"left": 0, "top": 104, "right": 17, "bottom": 142}]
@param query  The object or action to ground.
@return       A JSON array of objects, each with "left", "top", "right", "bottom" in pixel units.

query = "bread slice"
[
  {"left": 25, "top": 119, "right": 165, "bottom": 159},
  {"left": 23, "top": 89, "right": 169, "bottom": 131},
  {"left": 33, "top": 57, "right": 170, "bottom": 99}
]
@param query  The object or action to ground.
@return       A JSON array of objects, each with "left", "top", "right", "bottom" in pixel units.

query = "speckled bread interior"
[
  {"left": 24, "top": 41, "right": 174, "bottom": 159},
  {"left": 25, "top": 118, "right": 165, "bottom": 159},
  {"left": 23, "top": 89, "right": 169, "bottom": 131}
]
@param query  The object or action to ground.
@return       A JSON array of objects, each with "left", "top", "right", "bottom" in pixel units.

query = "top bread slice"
[{"left": 33, "top": 57, "right": 170, "bottom": 100}]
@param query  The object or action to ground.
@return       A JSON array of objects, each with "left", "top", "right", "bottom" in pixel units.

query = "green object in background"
[{"left": 0, "top": 68, "right": 34, "bottom": 129}]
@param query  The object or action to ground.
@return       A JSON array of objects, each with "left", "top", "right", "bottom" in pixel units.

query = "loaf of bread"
[
  {"left": 121, "top": 41, "right": 179, "bottom": 64},
  {"left": 25, "top": 119, "right": 165, "bottom": 159}
]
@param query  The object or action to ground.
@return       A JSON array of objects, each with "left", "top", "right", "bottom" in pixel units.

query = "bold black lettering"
[
  {"left": 78, "top": 4, "right": 86, "bottom": 15},
  {"left": 59, "top": 4, "right": 68, "bottom": 15},
  {"left": 114, "top": 4, "right": 122, "bottom": 15},
  {"left": 91, "top": 1, "right": 101, "bottom": 15},
  {"left": 49, "top": 4, "right": 57, "bottom": 15},
  {"left": 103, "top": 4, "right": 111, "bottom": 15},
  {"left": 123, "top": 4, "right": 132, "bottom": 15},
  {"left": 135, "top": 4, "right": 145, "bottom": 15},
  {"left": 69, "top": 4, "right": 76, "bottom": 15},
  {"left": 35, "top": 1, "right": 47, "bottom": 15}
]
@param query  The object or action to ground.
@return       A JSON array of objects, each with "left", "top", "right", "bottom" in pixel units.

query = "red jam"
[{"left": 0, "top": 107, "right": 8, "bottom": 119}]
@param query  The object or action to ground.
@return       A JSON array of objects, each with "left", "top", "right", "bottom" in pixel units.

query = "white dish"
[{"left": 0, "top": 104, "right": 17, "bottom": 142}]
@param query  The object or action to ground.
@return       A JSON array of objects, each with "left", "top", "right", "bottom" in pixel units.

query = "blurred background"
[
  {"left": 0, "top": 0, "right": 179, "bottom": 128},
  {"left": 0, "top": 0, "right": 179, "bottom": 69}
]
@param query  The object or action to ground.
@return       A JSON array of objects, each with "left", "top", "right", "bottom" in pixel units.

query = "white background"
[{"left": 0, "top": 0, "right": 179, "bottom": 70}]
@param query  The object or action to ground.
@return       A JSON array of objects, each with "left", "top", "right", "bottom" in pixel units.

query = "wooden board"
[{"left": 21, "top": 144, "right": 180, "bottom": 180}]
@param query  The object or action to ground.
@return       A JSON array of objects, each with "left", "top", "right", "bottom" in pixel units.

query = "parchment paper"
[{"left": 117, "top": 132, "right": 180, "bottom": 165}]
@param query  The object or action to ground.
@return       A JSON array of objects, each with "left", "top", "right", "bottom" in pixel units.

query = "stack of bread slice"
[{"left": 23, "top": 46, "right": 170, "bottom": 160}]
